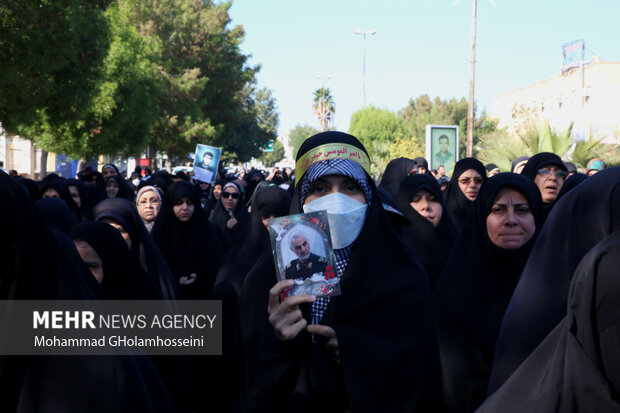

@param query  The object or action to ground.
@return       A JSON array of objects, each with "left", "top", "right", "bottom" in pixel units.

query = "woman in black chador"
[
  {"left": 0, "top": 171, "right": 174, "bottom": 412},
  {"left": 395, "top": 174, "right": 456, "bottom": 289},
  {"left": 433, "top": 173, "right": 546, "bottom": 412},
  {"left": 487, "top": 167, "right": 620, "bottom": 395},
  {"left": 442, "top": 158, "right": 487, "bottom": 233},
  {"left": 237, "top": 132, "right": 442, "bottom": 412},
  {"left": 478, "top": 231, "right": 620, "bottom": 412},
  {"left": 209, "top": 181, "right": 249, "bottom": 252},
  {"left": 152, "top": 180, "right": 223, "bottom": 299},
  {"left": 377, "top": 157, "right": 416, "bottom": 199}
]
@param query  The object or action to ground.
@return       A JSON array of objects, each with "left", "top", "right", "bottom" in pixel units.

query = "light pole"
[
  {"left": 354, "top": 29, "right": 376, "bottom": 108},
  {"left": 315, "top": 75, "right": 331, "bottom": 131}
]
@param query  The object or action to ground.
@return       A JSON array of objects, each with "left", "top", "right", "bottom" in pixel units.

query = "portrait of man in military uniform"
[{"left": 284, "top": 231, "right": 327, "bottom": 280}]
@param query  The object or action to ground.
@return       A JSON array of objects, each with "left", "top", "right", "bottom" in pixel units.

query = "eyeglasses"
[
  {"left": 222, "top": 192, "right": 240, "bottom": 199},
  {"left": 458, "top": 177, "right": 483, "bottom": 185},
  {"left": 537, "top": 169, "right": 567, "bottom": 179}
]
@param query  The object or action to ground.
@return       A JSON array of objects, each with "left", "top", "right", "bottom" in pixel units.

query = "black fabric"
[
  {"left": 209, "top": 181, "right": 249, "bottom": 252},
  {"left": 138, "top": 170, "right": 174, "bottom": 195},
  {"left": 18, "top": 178, "right": 40, "bottom": 202},
  {"left": 204, "top": 179, "right": 226, "bottom": 218},
  {"left": 91, "top": 197, "right": 180, "bottom": 301},
  {"left": 70, "top": 222, "right": 161, "bottom": 300},
  {"left": 38, "top": 176, "right": 81, "bottom": 221},
  {"left": 35, "top": 197, "right": 77, "bottom": 235},
  {"left": 510, "top": 156, "right": 529, "bottom": 173},
  {"left": 237, "top": 132, "right": 442, "bottom": 412},
  {"left": 152, "top": 181, "right": 223, "bottom": 300},
  {"left": 212, "top": 185, "right": 291, "bottom": 412},
  {"left": 488, "top": 166, "right": 620, "bottom": 395},
  {"left": 105, "top": 174, "right": 135, "bottom": 202},
  {"left": 0, "top": 171, "right": 175, "bottom": 412},
  {"left": 442, "top": 158, "right": 487, "bottom": 233},
  {"left": 395, "top": 174, "right": 456, "bottom": 289},
  {"left": 375, "top": 187, "right": 411, "bottom": 231},
  {"left": 520, "top": 152, "right": 567, "bottom": 180},
  {"left": 378, "top": 157, "right": 416, "bottom": 198},
  {"left": 556, "top": 171, "right": 587, "bottom": 201},
  {"left": 478, "top": 230, "right": 620, "bottom": 412},
  {"left": 66, "top": 178, "right": 92, "bottom": 221},
  {"left": 433, "top": 173, "right": 546, "bottom": 413}
]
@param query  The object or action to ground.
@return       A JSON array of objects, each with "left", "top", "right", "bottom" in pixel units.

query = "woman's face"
[
  {"left": 486, "top": 188, "right": 535, "bottom": 249},
  {"left": 173, "top": 196, "right": 195, "bottom": 222},
  {"left": 213, "top": 184, "right": 222, "bottom": 200},
  {"left": 68, "top": 185, "right": 81, "bottom": 208},
  {"left": 106, "top": 179, "right": 119, "bottom": 198},
  {"left": 457, "top": 169, "right": 483, "bottom": 201},
  {"left": 42, "top": 188, "right": 60, "bottom": 199},
  {"left": 304, "top": 175, "right": 366, "bottom": 205},
  {"left": 137, "top": 190, "right": 161, "bottom": 223},
  {"left": 74, "top": 240, "right": 104, "bottom": 283},
  {"left": 221, "top": 186, "right": 239, "bottom": 211},
  {"left": 409, "top": 189, "right": 443, "bottom": 228},
  {"left": 101, "top": 219, "right": 132, "bottom": 249}
]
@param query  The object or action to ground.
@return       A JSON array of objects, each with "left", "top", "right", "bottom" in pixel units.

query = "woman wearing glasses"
[
  {"left": 442, "top": 158, "right": 487, "bottom": 233},
  {"left": 209, "top": 181, "right": 249, "bottom": 252},
  {"left": 520, "top": 152, "right": 568, "bottom": 211}
]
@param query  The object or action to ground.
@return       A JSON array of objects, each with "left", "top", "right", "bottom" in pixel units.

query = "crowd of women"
[{"left": 1, "top": 131, "right": 618, "bottom": 412}]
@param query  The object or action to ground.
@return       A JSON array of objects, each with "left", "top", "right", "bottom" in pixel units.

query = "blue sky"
[{"left": 229, "top": 0, "right": 619, "bottom": 136}]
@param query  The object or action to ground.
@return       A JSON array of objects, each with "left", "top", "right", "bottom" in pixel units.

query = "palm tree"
[{"left": 313, "top": 88, "right": 335, "bottom": 131}]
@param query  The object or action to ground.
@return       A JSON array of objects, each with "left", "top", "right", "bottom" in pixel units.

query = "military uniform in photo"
[{"left": 284, "top": 253, "right": 327, "bottom": 280}]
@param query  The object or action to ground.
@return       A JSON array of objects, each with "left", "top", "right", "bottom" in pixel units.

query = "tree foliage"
[
  {"left": 289, "top": 124, "right": 319, "bottom": 159},
  {"left": 313, "top": 88, "right": 335, "bottom": 131},
  {"left": 399, "top": 95, "right": 498, "bottom": 158},
  {"left": 0, "top": 0, "right": 112, "bottom": 134},
  {"left": 124, "top": 0, "right": 258, "bottom": 160},
  {"left": 348, "top": 105, "right": 410, "bottom": 177}
]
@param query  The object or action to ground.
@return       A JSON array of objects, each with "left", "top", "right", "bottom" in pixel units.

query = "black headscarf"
[
  {"left": 478, "top": 231, "right": 620, "bottom": 412},
  {"left": 378, "top": 157, "right": 416, "bottom": 198},
  {"left": 395, "top": 174, "right": 456, "bottom": 289},
  {"left": 70, "top": 222, "right": 161, "bottom": 300},
  {"left": 209, "top": 181, "right": 249, "bottom": 252},
  {"left": 204, "top": 179, "right": 226, "bottom": 218},
  {"left": 414, "top": 156, "right": 433, "bottom": 175},
  {"left": 237, "top": 131, "right": 441, "bottom": 412},
  {"left": 0, "top": 171, "right": 175, "bottom": 412},
  {"left": 105, "top": 174, "right": 135, "bottom": 202},
  {"left": 91, "top": 198, "right": 180, "bottom": 300},
  {"left": 35, "top": 197, "right": 77, "bottom": 235},
  {"left": 17, "top": 177, "right": 40, "bottom": 202},
  {"left": 152, "top": 180, "right": 223, "bottom": 299},
  {"left": 66, "top": 178, "right": 91, "bottom": 222},
  {"left": 433, "top": 173, "right": 546, "bottom": 412},
  {"left": 556, "top": 171, "right": 587, "bottom": 201},
  {"left": 510, "top": 156, "right": 529, "bottom": 173},
  {"left": 38, "top": 176, "right": 81, "bottom": 221},
  {"left": 488, "top": 167, "right": 620, "bottom": 395},
  {"left": 520, "top": 152, "right": 567, "bottom": 180},
  {"left": 442, "top": 157, "right": 487, "bottom": 232}
]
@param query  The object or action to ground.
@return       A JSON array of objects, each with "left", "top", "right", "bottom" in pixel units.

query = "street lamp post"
[{"left": 354, "top": 29, "right": 376, "bottom": 108}]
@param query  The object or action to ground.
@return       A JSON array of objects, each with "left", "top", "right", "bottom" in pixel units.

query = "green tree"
[
  {"left": 23, "top": 3, "right": 161, "bottom": 159},
  {"left": 348, "top": 105, "right": 408, "bottom": 176},
  {"left": 399, "top": 95, "right": 497, "bottom": 158},
  {"left": 0, "top": 0, "right": 111, "bottom": 134},
  {"left": 289, "top": 124, "right": 319, "bottom": 158},
  {"left": 124, "top": 0, "right": 258, "bottom": 160},
  {"left": 313, "top": 88, "right": 335, "bottom": 131}
]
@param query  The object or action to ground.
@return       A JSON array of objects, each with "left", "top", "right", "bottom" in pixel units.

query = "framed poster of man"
[
  {"left": 193, "top": 144, "right": 222, "bottom": 183},
  {"left": 426, "top": 125, "right": 459, "bottom": 177}
]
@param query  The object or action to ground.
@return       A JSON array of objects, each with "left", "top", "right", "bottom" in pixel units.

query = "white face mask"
[{"left": 302, "top": 192, "right": 368, "bottom": 249}]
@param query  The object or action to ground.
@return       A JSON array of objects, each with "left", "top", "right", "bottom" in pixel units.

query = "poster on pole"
[
  {"left": 426, "top": 125, "right": 459, "bottom": 177},
  {"left": 193, "top": 144, "right": 222, "bottom": 183}
]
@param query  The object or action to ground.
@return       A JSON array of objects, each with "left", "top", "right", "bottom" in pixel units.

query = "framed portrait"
[
  {"left": 425, "top": 125, "right": 459, "bottom": 177},
  {"left": 193, "top": 144, "right": 222, "bottom": 183},
  {"left": 268, "top": 211, "right": 339, "bottom": 298}
]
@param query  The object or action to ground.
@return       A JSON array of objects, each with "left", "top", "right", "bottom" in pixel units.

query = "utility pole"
[
  {"left": 466, "top": 0, "right": 477, "bottom": 157},
  {"left": 354, "top": 29, "right": 376, "bottom": 108}
]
